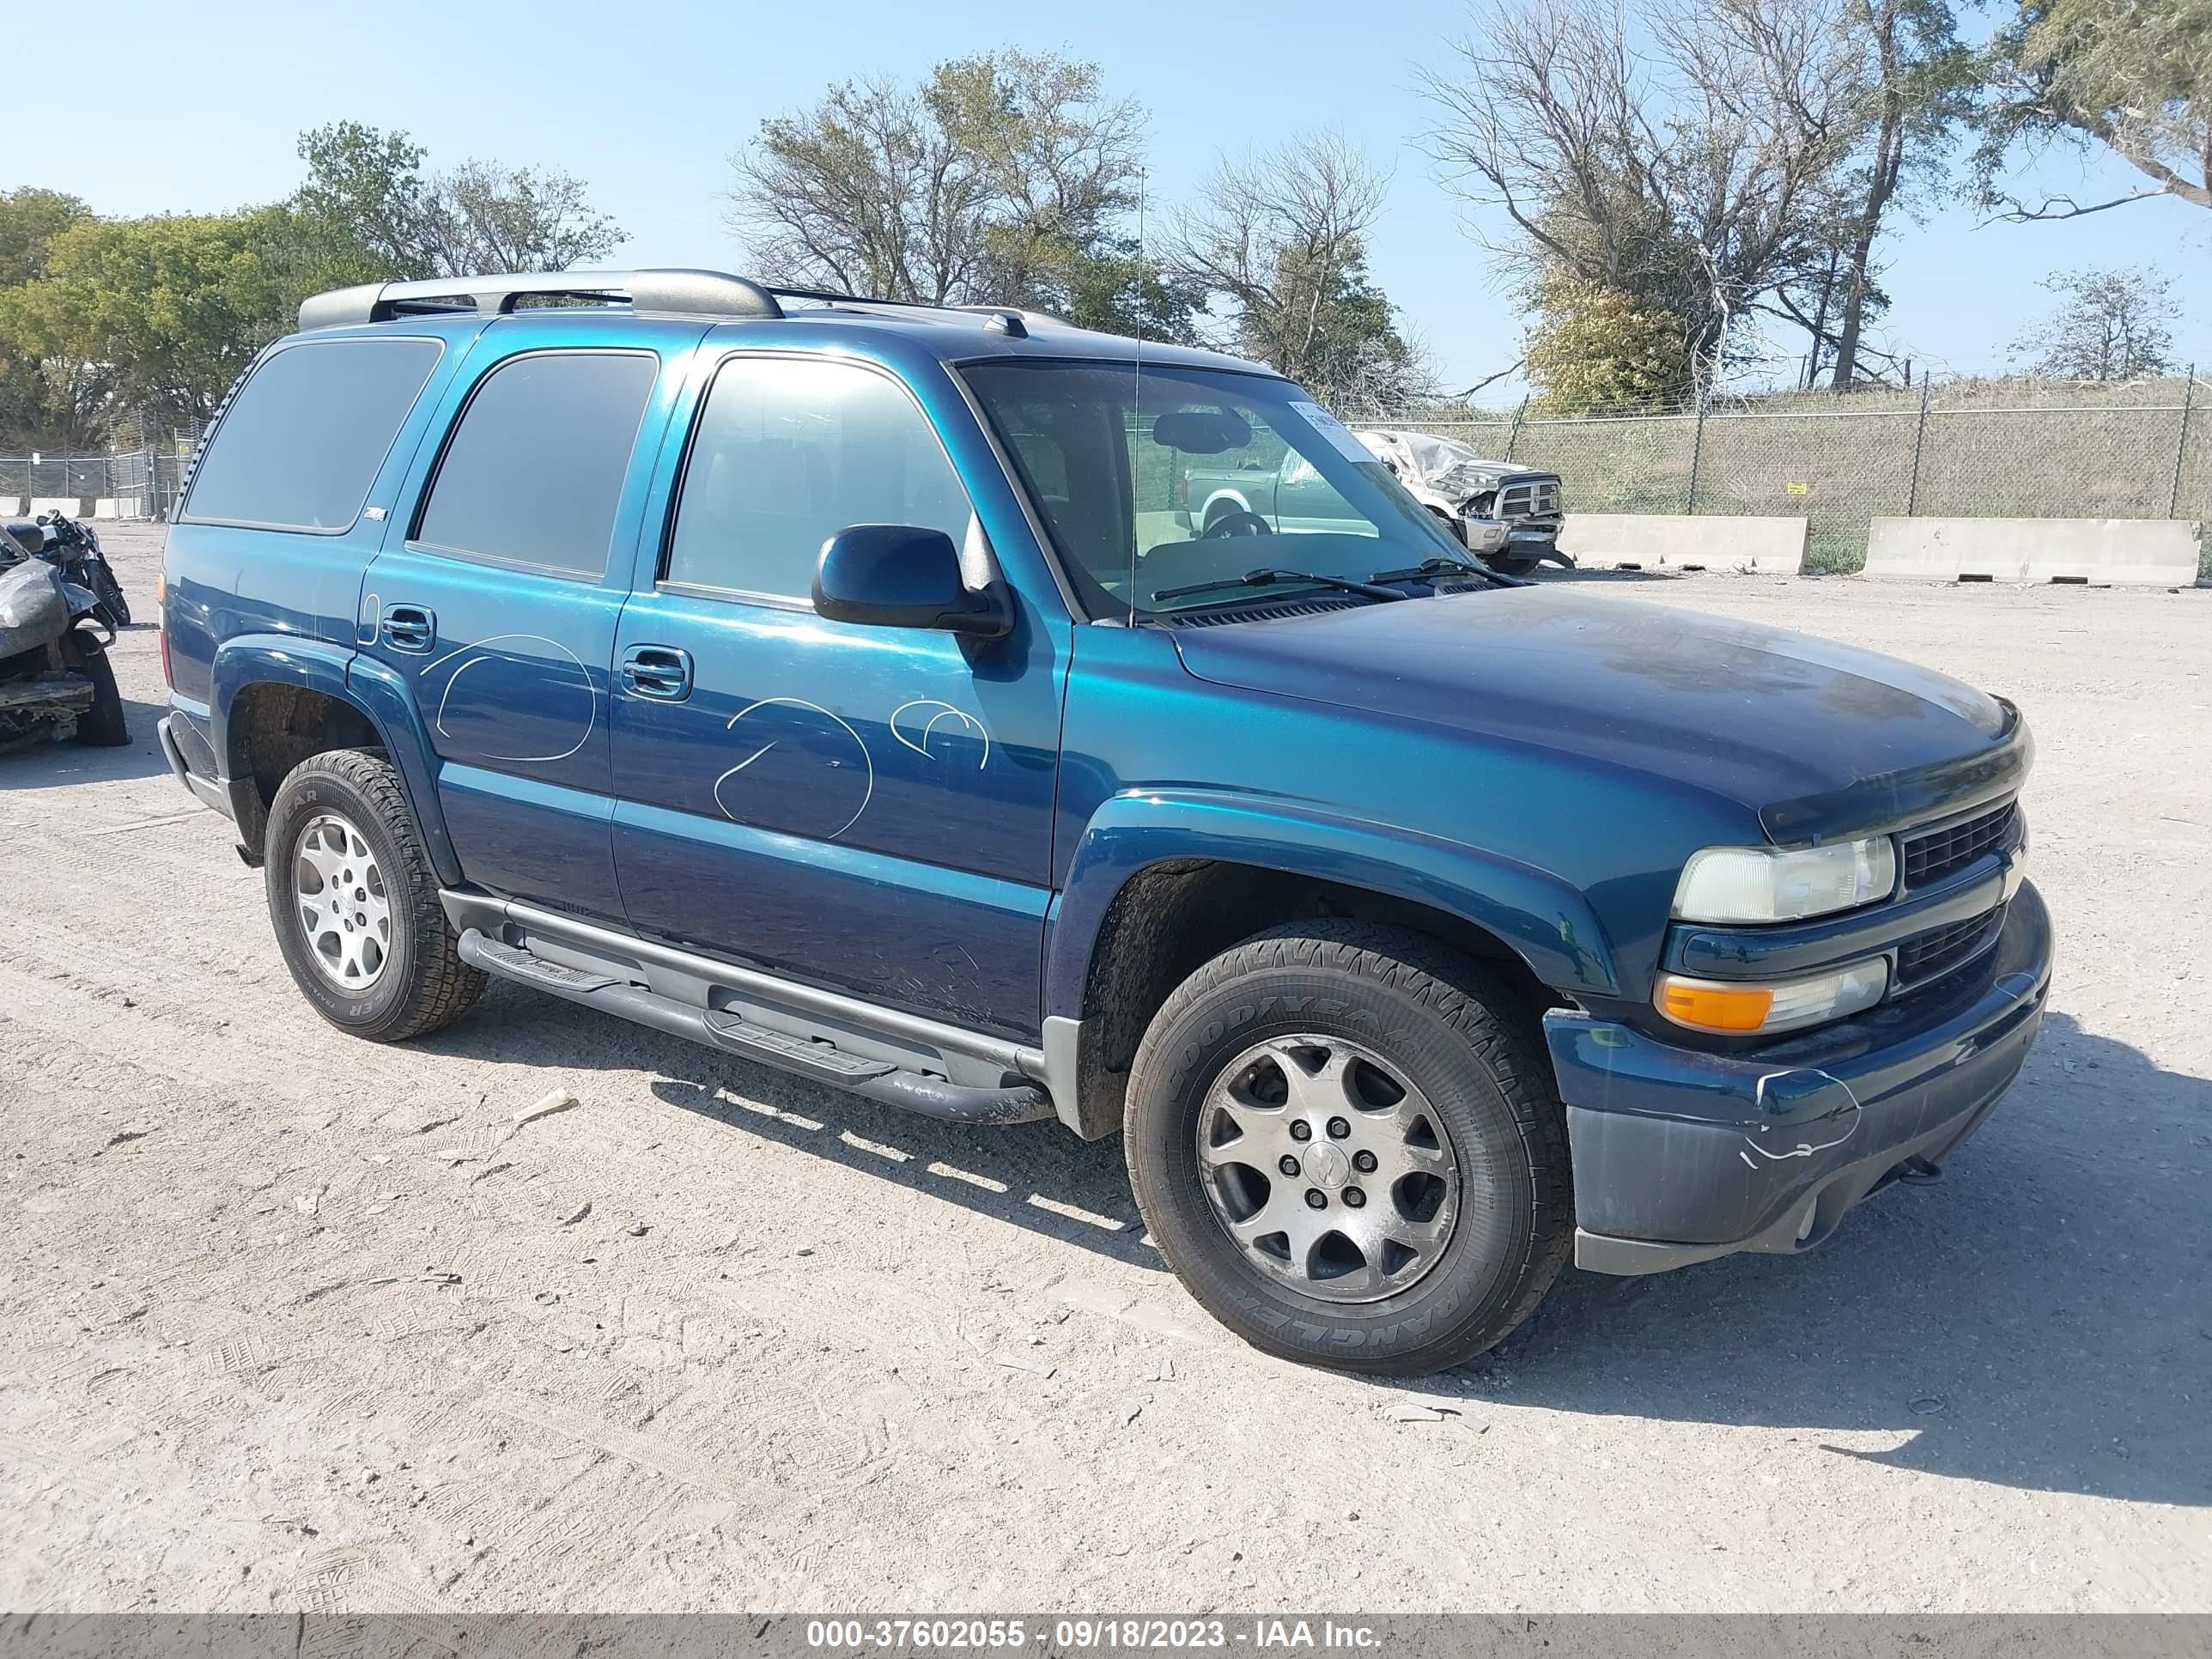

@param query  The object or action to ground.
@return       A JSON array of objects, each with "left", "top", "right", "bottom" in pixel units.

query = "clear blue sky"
[{"left": 16, "top": 0, "right": 2209, "bottom": 395}]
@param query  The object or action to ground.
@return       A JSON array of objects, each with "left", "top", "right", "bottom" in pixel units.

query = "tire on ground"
[
  {"left": 1124, "top": 919, "right": 1572, "bottom": 1375},
  {"left": 263, "top": 747, "right": 485, "bottom": 1042},
  {"left": 62, "top": 634, "right": 129, "bottom": 747}
]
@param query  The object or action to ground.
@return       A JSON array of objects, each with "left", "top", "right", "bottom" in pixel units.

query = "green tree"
[
  {"left": 1523, "top": 272, "right": 1693, "bottom": 412},
  {"left": 1979, "top": 0, "right": 2212, "bottom": 217},
  {"left": 294, "top": 120, "right": 626, "bottom": 281},
  {"left": 2008, "top": 266, "right": 2179, "bottom": 377},
  {"left": 0, "top": 188, "right": 100, "bottom": 446},
  {"left": 0, "top": 208, "right": 310, "bottom": 424}
]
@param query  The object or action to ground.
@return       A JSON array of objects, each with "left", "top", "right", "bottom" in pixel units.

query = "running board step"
[
  {"left": 456, "top": 929, "right": 1053, "bottom": 1127},
  {"left": 466, "top": 933, "right": 620, "bottom": 994},
  {"left": 701, "top": 1010, "right": 896, "bottom": 1084}
]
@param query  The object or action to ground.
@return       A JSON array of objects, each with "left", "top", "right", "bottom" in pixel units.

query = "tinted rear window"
[
  {"left": 414, "top": 350, "right": 658, "bottom": 578},
  {"left": 182, "top": 337, "right": 443, "bottom": 531}
]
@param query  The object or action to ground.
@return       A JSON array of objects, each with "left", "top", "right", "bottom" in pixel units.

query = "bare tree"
[
  {"left": 723, "top": 50, "right": 1196, "bottom": 337},
  {"left": 1418, "top": 0, "right": 1862, "bottom": 385},
  {"left": 1168, "top": 131, "right": 1427, "bottom": 406},
  {"left": 1818, "top": 0, "right": 1972, "bottom": 386},
  {"left": 2009, "top": 266, "right": 2179, "bottom": 378},
  {"left": 727, "top": 72, "right": 991, "bottom": 303}
]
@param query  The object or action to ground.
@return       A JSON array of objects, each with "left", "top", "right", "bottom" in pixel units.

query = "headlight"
[
  {"left": 1673, "top": 838, "right": 1896, "bottom": 924},
  {"left": 1656, "top": 957, "right": 1889, "bottom": 1036}
]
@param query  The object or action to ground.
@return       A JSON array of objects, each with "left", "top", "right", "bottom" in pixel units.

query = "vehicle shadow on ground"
[
  {"left": 0, "top": 696, "right": 174, "bottom": 790},
  {"left": 1451, "top": 1009, "right": 2212, "bottom": 1509},
  {"left": 417, "top": 980, "right": 1159, "bottom": 1272},
  {"left": 422, "top": 989, "right": 2209, "bottom": 1507}
]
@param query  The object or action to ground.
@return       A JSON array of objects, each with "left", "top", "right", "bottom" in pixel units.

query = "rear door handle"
[
  {"left": 383, "top": 603, "right": 435, "bottom": 653},
  {"left": 620, "top": 644, "right": 693, "bottom": 702}
]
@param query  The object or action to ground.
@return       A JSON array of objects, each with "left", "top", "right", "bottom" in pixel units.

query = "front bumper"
[{"left": 1543, "top": 880, "right": 2053, "bottom": 1274}]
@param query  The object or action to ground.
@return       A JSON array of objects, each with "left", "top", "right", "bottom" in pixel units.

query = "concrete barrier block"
[
  {"left": 1557, "top": 514, "right": 1808, "bottom": 569},
  {"left": 27, "top": 498, "right": 82, "bottom": 519},
  {"left": 0, "top": 498, "right": 20, "bottom": 518},
  {"left": 91, "top": 498, "right": 141, "bottom": 520},
  {"left": 1865, "top": 517, "right": 2201, "bottom": 585}
]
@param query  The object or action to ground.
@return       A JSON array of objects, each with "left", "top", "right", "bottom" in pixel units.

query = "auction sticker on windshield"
[{"left": 1288, "top": 400, "right": 1376, "bottom": 465}]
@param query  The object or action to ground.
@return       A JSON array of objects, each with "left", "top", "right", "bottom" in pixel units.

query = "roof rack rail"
[
  {"left": 763, "top": 285, "right": 1065, "bottom": 337},
  {"left": 297, "top": 268, "right": 784, "bottom": 331}
]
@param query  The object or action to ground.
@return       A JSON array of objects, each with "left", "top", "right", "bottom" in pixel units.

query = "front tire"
[
  {"left": 1125, "top": 921, "right": 1571, "bottom": 1375},
  {"left": 264, "top": 748, "right": 484, "bottom": 1042}
]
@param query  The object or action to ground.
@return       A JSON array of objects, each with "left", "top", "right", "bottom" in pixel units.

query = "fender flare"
[
  {"left": 1044, "top": 788, "right": 1621, "bottom": 1021},
  {"left": 209, "top": 637, "right": 461, "bottom": 884}
]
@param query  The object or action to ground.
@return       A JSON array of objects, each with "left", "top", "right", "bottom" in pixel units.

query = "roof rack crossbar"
[{"left": 297, "top": 268, "right": 784, "bottom": 331}]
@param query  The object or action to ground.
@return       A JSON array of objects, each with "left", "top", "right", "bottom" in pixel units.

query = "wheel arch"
[
  {"left": 1046, "top": 791, "right": 1620, "bottom": 1139},
  {"left": 211, "top": 639, "right": 459, "bottom": 880}
]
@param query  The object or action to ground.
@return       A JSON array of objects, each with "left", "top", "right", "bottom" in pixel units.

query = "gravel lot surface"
[{"left": 3, "top": 526, "right": 2206, "bottom": 1613}]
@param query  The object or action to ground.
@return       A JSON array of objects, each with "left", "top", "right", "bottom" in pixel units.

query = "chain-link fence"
[
  {"left": 1350, "top": 372, "right": 2208, "bottom": 574},
  {"left": 0, "top": 424, "right": 204, "bottom": 524},
  {"left": 9, "top": 378, "right": 2207, "bottom": 577}
]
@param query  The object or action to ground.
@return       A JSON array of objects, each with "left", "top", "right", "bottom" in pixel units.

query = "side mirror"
[{"left": 812, "top": 524, "right": 1012, "bottom": 639}]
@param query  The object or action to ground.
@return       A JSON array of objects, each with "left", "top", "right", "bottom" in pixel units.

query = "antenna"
[{"left": 1128, "top": 167, "right": 1146, "bottom": 626}]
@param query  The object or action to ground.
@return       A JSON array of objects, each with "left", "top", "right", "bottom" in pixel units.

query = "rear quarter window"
[
  {"left": 412, "top": 349, "right": 659, "bottom": 579},
  {"left": 181, "top": 337, "right": 444, "bottom": 532}
]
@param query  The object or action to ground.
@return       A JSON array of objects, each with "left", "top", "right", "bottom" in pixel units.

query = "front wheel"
[
  {"left": 263, "top": 748, "right": 484, "bottom": 1041},
  {"left": 1124, "top": 921, "right": 1572, "bottom": 1375}
]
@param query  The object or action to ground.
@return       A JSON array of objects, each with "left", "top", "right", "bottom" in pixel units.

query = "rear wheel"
[
  {"left": 1124, "top": 921, "right": 1572, "bottom": 1375},
  {"left": 264, "top": 748, "right": 484, "bottom": 1041}
]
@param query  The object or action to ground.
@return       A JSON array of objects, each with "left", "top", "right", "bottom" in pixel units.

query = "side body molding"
[{"left": 1044, "top": 787, "right": 1621, "bottom": 1022}]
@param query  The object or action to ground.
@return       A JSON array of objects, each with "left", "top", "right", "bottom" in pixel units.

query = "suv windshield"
[{"left": 963, "top": 361, "right": 1468, "bottom": 617}]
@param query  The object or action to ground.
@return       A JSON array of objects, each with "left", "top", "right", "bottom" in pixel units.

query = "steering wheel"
[{"left": 1201, "top": 507, "right": 1274, "bottom": 538}]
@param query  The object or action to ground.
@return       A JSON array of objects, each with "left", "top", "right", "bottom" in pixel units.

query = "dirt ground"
[{"left": 2, "top": 525, "right": 2206, "bottom": 1613}]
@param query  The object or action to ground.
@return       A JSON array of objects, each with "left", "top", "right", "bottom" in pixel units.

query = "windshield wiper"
[
  {"left": 1368, "top": 555, "right": 1517, "bottom": 587},
  {"left": 1152, "top": 568, "right": 1408, "bottom": 604}
]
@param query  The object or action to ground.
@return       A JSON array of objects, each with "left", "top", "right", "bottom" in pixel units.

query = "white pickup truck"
[{"left": 1353, "top": 428, "right": 1569, "bottom": 577}]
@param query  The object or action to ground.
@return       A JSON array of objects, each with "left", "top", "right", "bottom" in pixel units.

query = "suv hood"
[{"left": 1171, "top": 587, "right": 2014, "bottom": 830}]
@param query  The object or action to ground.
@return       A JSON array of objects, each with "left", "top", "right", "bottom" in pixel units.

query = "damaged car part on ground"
[
  {"left": 154, "top": 267, "right": 2051, "bottom": 1376},
  {"left": 0, "top": 524, "right": 130, "bottom": 754}
]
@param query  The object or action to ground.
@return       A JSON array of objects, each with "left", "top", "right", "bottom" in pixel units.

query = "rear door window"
[
  {"left": 181, "top": 337, "right": 443, "bottom": 532},
  {"left": 413, "top": 349, "right": 659, "bottom": 578},
  {"left": 664, "top": 355, "right": 976, "bottom": 601}
]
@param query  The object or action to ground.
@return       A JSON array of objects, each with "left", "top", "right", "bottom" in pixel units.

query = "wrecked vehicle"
[
  {"left": 0, "top": 523, "right": 129, "bottom": 753},
  {"left": 1355, "top": 428, "right": 1568, "bottom": 576},
  {"left": 157, "top": 268, "right": 2049, "bottom": 1376}
]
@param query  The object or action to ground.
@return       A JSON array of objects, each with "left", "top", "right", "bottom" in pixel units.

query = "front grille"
[
  {"left": 1895, "top": 906, "right": 2005, "bottom": 986},
  {"left": 1498, "top": 479, "right": 1561, "bottom": 520},
  {"left": 1901, "top": 799, "right": 2014, "bottom": 886}
]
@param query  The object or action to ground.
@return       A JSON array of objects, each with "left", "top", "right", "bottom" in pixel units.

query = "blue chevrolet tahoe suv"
[{"left": 155, "top": 268, "right": 2051, "bottom": 1375}]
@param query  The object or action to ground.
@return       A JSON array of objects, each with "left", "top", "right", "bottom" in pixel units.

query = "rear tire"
[
  {"left": 1124, "top": 921, "right": 1571, "bottom": 1376},
  {"left": 1486, "top": 553, "right": 1541, "bottom": 578},
  {"left": 62, "top": 634, "right": 129, "bottom": 747},
  {"left": 264, "top": 748, "right": 484, "bottom": 1042}
]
